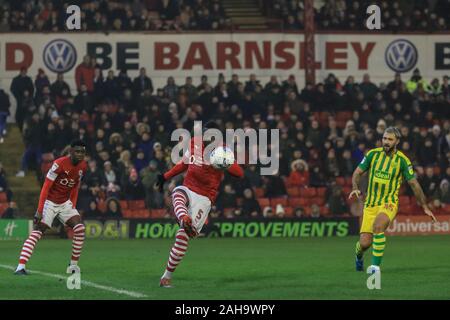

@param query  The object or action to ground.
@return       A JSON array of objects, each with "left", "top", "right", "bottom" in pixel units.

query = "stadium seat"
[
  {"left": 119, "top": 201, "right": 128, "bottom": 210},
  {"left": 399, "top": 196, "right": 410, "bottom": 207},
  {"left": 284, "top": 207, "right": 294, "bottom": 217},
  {"left": 135, "top": 209, "right": 151, "bottom": 218},
  {"left": 344, "top": 176, "right": 353, "bottom": 186},
  {"left": 97, "top": 200, "right": 107, "bottom": 213},
  {"left": 128, "top": 200, "right": 146, "bottom": 210},
  {"left": 270, "top": 197, "right": 288, "bottom": 207},
  {"left": 336, "top": 111, "right": 352, "bottom": 122},
  {"left": 287, "top": 187, "right": 300, "bottom": 197},
  {"left": 289, "top": 197, "right": 308, "bottom": 207},
  {"left": 311, "top": 197, "right": 326, "bottom": 206},
  {"left": 122, "top": 209, "right": 134, "bottom": 218},
  {"left": 304, "top": 207, "right": 312, "bottom": 216},
  {"left": 336, "top": 177, "right": 346, "bottom": 186},
  {"left": 0, "top": 203, "right": 8, "bottom": 216},
  {"left": 257, "top": 198, "right": 270, "bottom": 208},
  {"left": 442, "top": 205, "right": 450, "bottom": 214},
  {"left": 342, "top": 186, "right": 352, "bottom": 196},
  {"left": 0, "top": 192, "right": 7, "bottom": 203},
  {"left": 253, "top": 187, "right": 265, "bottom": 198},
  {"left": 151, "top": 209, "right": 167, "bottom": 218},
  {"left": 316, "top": 187, "right": 327, "bottom": 197},
  {"left": 320, "top": 206, "right": 330, "bottom": 216},
  {"left": 336, "top": 120, "right": 346, "bottom": 128},
  {"left": 300, "top": 188, "right": 316, "bottom": 198}
]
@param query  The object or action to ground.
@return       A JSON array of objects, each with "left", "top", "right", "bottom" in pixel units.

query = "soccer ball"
[{"left": 209, "top": 146, "right": 235, "bottom": 169}]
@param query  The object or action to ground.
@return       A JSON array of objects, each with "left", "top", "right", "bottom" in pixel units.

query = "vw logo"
[
  {"left": 43, "top": 39, "right": 77, "bottom": 73},
  {"left": 385, "top": 39, "right": 418, "bottom": 73}
]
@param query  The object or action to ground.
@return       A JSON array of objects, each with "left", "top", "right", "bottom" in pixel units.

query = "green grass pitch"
[{"left": 0, "top": 236, "right": 449, "bottom": 300}]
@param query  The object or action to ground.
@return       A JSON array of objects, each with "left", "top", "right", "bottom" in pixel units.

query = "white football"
[{"left": 209, "top": 146, "right": 235, "bottom": 169}]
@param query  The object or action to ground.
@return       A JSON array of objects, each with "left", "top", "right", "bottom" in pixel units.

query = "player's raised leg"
[
  {"left": 368, "top": 213, "right": 390, "bottom": 273},
  {"left": 65, "top": 212, "right": 85, "bottom": 274}
]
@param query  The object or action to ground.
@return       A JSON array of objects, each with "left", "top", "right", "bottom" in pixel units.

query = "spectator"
[
  {"left": 0, "top": 88, "right": 10, "bottom": 143},
  {"left": 75, "top": 55, "right": 95, "bottom": 93},
  {"left": 133, "top": 67, "right": 154, "bottom": 96},
  {"left": 240, "top": 188, "right": 261, "bottom": 217},
  {"left": 123, "top": 168, "right": 145, "bottom": 200},
  {"left": 420, "top": 167, "right": 440, "bottom": 197},
  {"left": 433, "top": 179, "right": 450, "bottom": 207},
  {"left": 287, "top": 159, "right": 309, "bottom": 187},
  {"left": 327, "top": 185, "right": 349, "bottom": 215},
  {"left": 16, "top": 113, "right": 42, "bottom": 177},
  {"left": 310, "top": 204, "right": 321, "bottom": 218},
  {"left": 103, "top": 161, "right": 118, "bottom": 186},
  {"left": 359, "top": 74, "right": 378, "bottom": 101},
  {"left": 34, "top": 68, "right": 51, "bottom": 98},
  {"left": 105, "top": 198, "right": 122, "bottom": 218},
  {"left": 294, "top": 207, "right": 305, "bottom": 217},
  {"left": 406, "top": 68, "right": 428, "bottom": 94},
  {"left": 140, "top": 160, "right": 160, "bottom": 206},
  {"left": 0, "top": 162, "right": 13, "bottom": 202},
  {"left": 83, "top": 200, "right": 102, "bottom": 219},
  {"left": 216, "top": 184, "right": 237, "bottom": 212},
  {"left": 10, "top": 67, "right": 34, "bottom": 130},
  {"left": 164, "top": 76, "right": 179, "bottom": 101},
  {"left": 1, "top": 202, "right": 18, "bottom": 219}
]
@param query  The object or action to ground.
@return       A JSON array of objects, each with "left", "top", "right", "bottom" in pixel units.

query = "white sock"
[
  {"left": 16, "top": 264, "right": 25, "bottom": 271},
  {"left": 162, "top": 270, "right": 173, "bottom": 279},
  {"left": 70, "top": 260, "right": 78, "bottom": 266}
]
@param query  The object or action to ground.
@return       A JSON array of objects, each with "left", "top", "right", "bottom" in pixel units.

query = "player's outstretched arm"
[
  {"left": 349, "top": 167, "right": 364, "bottom": 200},
  {"left": 408, "top": 178, "right": 437, "bottom": 223},
  {"left": 227, "top": 162, "right": 244, "bottom": 178},
  {"left": 155, "top": 161, "right": 189, "bottom": 192}
]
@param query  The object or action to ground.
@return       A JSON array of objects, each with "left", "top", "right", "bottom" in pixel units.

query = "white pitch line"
[{"left": 0, "top": 264, "right": 147, "bottom": 298}]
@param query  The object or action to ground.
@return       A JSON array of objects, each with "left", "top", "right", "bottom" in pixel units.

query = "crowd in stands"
[
  {"left": 2, "top": 0, "right": 450, "bottom": 33},
  {"left": 2, "top": 51, "right": 450, "bottom": 220},
  {"left": 272, "top": 0, "right": 450, "bottom": 31},
  {"left": 0, "top": 0, "right": 229, "bottom": 32}
]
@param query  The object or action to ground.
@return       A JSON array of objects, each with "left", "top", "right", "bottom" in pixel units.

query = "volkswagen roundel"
[{"left": 43, "top": 39, "right": 77, "bottom": 73}]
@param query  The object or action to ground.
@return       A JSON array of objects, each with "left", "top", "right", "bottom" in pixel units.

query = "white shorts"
[
  {"left": 41, "top": 199, "right": 80, "bottom": 227},
  {"left": 173, "top": 186, "right": 212, "bottom": 233}
]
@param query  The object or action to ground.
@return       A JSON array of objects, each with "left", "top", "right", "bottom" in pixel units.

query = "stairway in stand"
[
  {"left": 222, "top": 0, "right": 269, "bottom": 30},
  {"left": 0, "top": 124, "right": 41, "bottom": 218}
]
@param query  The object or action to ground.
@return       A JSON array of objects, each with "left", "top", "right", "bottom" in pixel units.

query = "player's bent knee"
[
  {"left": 36, "top": 222, "right": 49, "bottom": 233},
  {"left": 360, "top": 239, "right": 372, "bottom": 249},
  {"left": 373, "top": 224, "right": 386, "bottom": 234}
]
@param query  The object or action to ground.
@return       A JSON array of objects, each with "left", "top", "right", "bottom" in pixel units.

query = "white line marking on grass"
[{"left": 0, "top": 264, "right": 147, "bottom": 298}]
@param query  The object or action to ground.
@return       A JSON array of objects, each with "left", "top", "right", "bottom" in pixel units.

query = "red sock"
[
  {"left": 71, "top": 224, "right": 85, "bottom": 263},
  {"left": 172, "top": 190, "right": 189, "bottom": 221},
  {"left": 19, "top": 230, "right": 43, "bottom": 265},
  {"left": 165, "top": 229, "right": 189, "bottom": 273}
]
